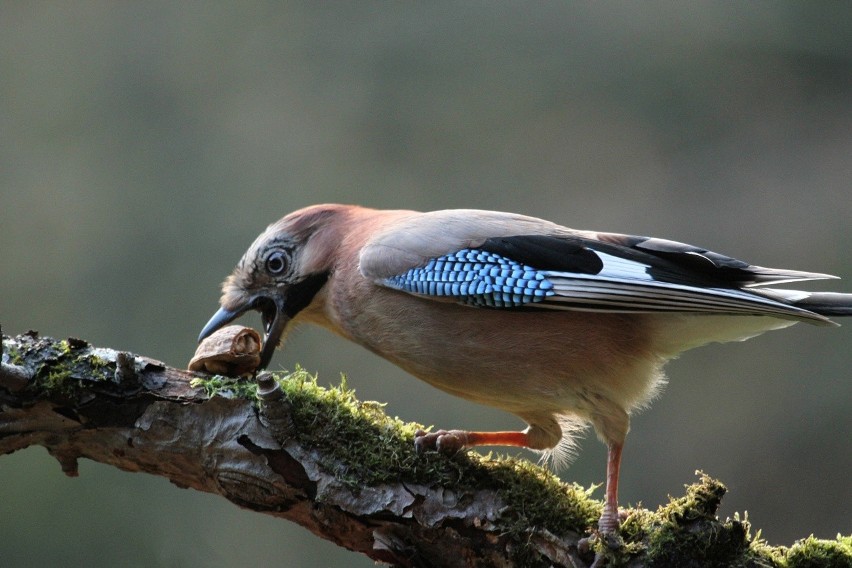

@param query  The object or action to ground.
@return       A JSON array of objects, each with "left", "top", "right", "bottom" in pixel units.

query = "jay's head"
[{"left": 198, "top": 204, "right": 346, "bottom": 369}]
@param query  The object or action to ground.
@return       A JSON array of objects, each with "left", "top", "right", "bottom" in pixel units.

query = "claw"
[{"left": 413, "top": 429, "right": 467, "bottom": 455}]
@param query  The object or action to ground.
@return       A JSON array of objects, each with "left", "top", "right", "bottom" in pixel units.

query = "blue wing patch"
[{"left": 383, "top": 249, "right": 555, "bottom": 307}]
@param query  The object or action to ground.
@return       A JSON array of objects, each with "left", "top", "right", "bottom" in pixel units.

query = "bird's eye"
[{"left": 266, "top": 251, "right": 288, "bottom": 275}]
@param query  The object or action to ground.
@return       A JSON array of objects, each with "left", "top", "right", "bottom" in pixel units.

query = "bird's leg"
[
  {"left": 415, "top": 416, "right": 563, "bottom": 454},
  {"left": 598, "top": 441, "right": 623, "bottom": 534},
  {"left": 580, "top": 441, "right": 625, "bottom": 567},
  {"left": 414, "top": 429, "right": 531, "bottom": 454}
]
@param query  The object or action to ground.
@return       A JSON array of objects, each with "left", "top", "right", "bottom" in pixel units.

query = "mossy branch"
[{"left": 1, "top": 331, "right": 849, "bottom": 568}]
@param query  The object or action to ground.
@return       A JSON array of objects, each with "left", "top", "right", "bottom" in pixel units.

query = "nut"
[{"left": 189, "top": 325, "right": 262, "bottom": 377}]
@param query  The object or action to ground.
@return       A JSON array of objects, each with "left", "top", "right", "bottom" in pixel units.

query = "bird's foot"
[
  {"left": 579, "top": 509, "right": 630, "bottom": 567},
  {"left": 414, "top": 429, "right": 469, "bottom": 454},
  {"left": 580, "top": 532, "right": 624, "bottom": 568}
]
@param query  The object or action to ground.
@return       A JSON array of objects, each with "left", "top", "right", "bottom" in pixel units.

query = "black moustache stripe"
[{"left": 284, "top": 271, "right": 330, "bottom": 318}]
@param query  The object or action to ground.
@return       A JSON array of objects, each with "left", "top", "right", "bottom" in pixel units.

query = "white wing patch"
[
  {"left": 595, "top": 252, "right": 654, "bottom": 280},
  {"left": 535, "top": 250, "right": 832, "bottom": 324}
]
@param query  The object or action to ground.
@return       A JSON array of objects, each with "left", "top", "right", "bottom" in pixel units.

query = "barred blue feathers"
[{"left": 384, "top": 249, "right": 555, "bottom": 307}]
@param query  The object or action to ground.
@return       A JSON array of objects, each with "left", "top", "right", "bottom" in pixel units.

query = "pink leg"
[
  {"left": 414, "top": 429, "right": 531, "bottom": 454},
  {"left": 598, "top": 442, "right": 623, "bottom": 534}
]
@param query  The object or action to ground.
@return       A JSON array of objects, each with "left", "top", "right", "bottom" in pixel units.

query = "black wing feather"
[
  {"left": 480, "top": 232, "right": 834, "bottom": 290},
  {"left": 480, "top": 235, "right": 603, "bottom": 274}
]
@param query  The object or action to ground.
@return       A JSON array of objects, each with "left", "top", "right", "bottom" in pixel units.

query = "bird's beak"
[{"left": 198, "top": 294, "right": 289, "bottom": 370}]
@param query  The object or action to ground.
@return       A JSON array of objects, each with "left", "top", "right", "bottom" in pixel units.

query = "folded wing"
[{"left": 359, "top": 211, "right": 843, "bottom": 325}]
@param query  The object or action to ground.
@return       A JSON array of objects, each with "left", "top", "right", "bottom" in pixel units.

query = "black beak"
[{"left": 198, "top": 295, "right": 289, "bottom": 370}]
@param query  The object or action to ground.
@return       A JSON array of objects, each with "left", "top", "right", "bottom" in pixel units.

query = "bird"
[{"left": 198, "top": 203, "right": 852, "bottom": 534}]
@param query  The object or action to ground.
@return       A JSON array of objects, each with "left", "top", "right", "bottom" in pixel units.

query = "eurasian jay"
[{"left": 198, "top": 204, "right": 852, "bottom": 534}]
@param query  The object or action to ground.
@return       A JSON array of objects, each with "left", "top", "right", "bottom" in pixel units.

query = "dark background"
[{"left": 2, "top": 4, "right": 850, "bottom": 566}]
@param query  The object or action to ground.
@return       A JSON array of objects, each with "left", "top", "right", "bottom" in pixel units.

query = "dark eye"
[{"left": 266, "top": 251, "right": 288, "bottom": 275}]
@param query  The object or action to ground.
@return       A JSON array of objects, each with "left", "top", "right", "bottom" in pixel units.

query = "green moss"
[
  {"left": 30, "top": 338, "right": 118, "bottom": 397},
  {"left": 84, "top": 354, "right": 111, "bottom": 381},
  {"left": 613, "top": 475, "right": 852, "bottom": 568},
  {"left": 272, "top": 368, "right": 423, "bottom": 484},
  {"left": 3, "top": 344, "right": 25, "bottom": 365},
  {"left": 478, "top": 456, "right": 600, "bottom": 534},
  {"left": 260, "top": 367, "right": 600, "bottom": 562},
  {"left": 196, "top": 368, "right": 850, "bottom": 566},
  {"left": 786, "top": 535, "right": 852, "bottom": 568},
  {"left": 739, "top": 514, "right": 786, "bottom": 567},
  {"left": 36, "top": 356, "right": 87, "bottom": 401},
  {"left": 57, "top": 339, "right": 75, "bottom": 357},
  {"left": 44, "top": 365, "right": 74, "bottom": 391},
  {"left": 630, "top": 474, "right": 780, "bottom": 567},
  {"left": 189, "top": 375, "right": 258, "bottom": 399}
]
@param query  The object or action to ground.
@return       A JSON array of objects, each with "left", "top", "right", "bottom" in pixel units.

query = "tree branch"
[{"left": 1, "top": 331, "right": 848, "bottom": 567}]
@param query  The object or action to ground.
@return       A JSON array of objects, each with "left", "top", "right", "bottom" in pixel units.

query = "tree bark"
[{"left": 1, "top": 331, "right": 847, "bottom": 567}]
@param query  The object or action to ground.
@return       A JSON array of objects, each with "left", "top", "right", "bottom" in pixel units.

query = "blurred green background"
[{"left": 2, "top": 3, "right": 850, "bottom": 566}]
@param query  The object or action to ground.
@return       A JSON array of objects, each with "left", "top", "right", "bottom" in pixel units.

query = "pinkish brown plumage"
[{"left": 199, "top": 203, "right": 852, "bottom": 535}]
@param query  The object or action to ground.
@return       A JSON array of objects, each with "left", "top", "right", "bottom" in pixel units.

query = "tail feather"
[
  {"left": 753, "top": 289, "right": 852, "bottom": 319},
  {"left": 792, "top": 292, "right": 852, "bottom": 317}
]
